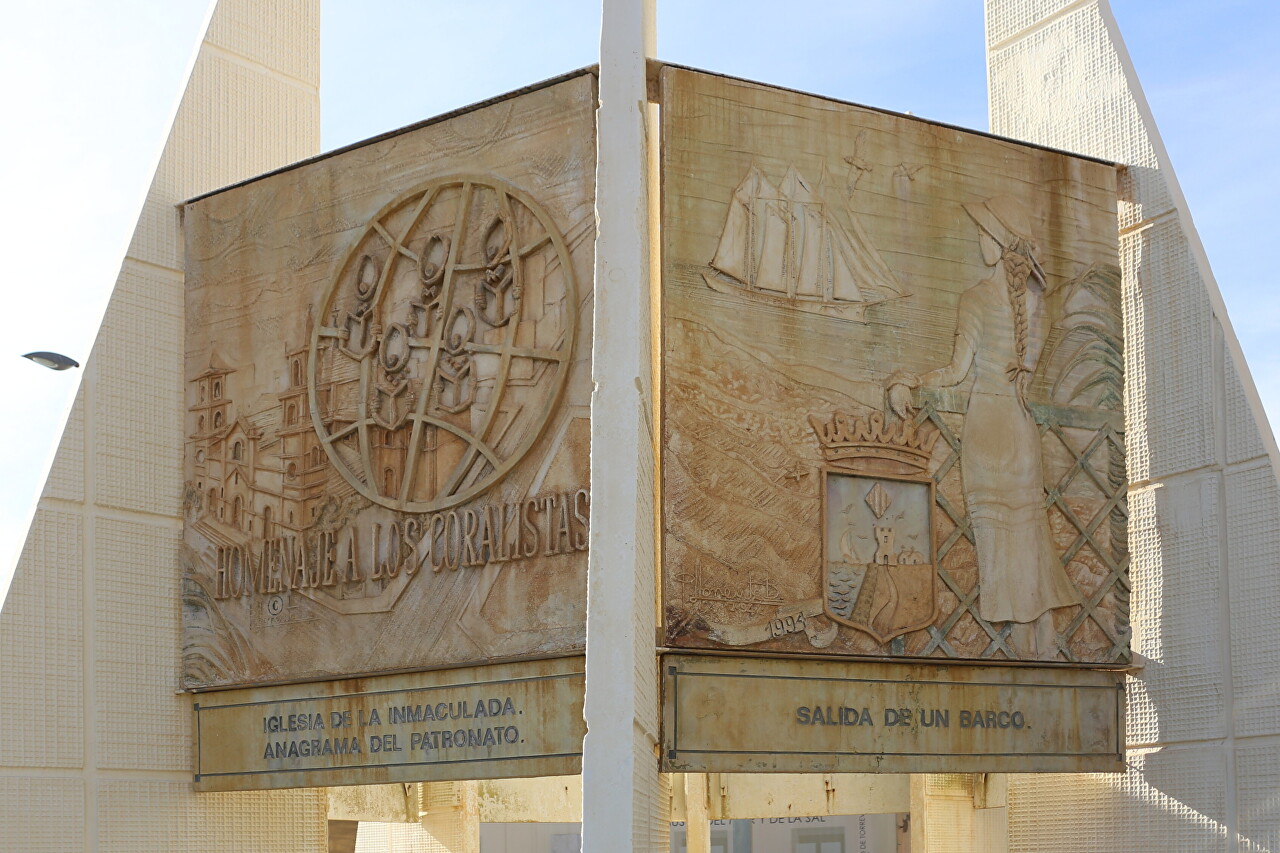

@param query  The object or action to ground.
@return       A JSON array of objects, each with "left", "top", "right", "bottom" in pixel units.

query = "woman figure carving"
[{"left": 886, "top": 196, "right": 1079, "bottom": 658}]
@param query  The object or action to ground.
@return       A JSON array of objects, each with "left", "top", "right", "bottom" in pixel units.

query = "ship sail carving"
[{"left": 706, "top": 166, "right": 904, "bottom": 321}]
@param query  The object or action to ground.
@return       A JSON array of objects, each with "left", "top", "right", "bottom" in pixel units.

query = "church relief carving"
[{"left": 181, "top": 73, "right": 597, "bottom": 690}]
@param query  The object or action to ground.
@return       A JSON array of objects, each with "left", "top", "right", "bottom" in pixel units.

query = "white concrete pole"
[{"left": 582, "top": 0, "right": 665, "bottom": 850}]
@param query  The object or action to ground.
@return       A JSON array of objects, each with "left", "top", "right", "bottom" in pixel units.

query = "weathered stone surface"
[
  {"left": 660, "top": 67, "right": 1125, "bottom": 665},
  {"left": 181, "top": 72, "right": 597, "bottom": 689},
  {"left": 194, "top": 657, "right": 585, "bottom": 791}
]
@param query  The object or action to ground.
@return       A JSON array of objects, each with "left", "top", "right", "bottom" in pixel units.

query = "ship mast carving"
[{"left": 704, "top": 165, "right": 905, "bottom": 321}]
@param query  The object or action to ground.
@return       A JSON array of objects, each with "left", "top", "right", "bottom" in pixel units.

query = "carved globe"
[{"left": 309, "top": 176, "right": 577, "bottom": 512}]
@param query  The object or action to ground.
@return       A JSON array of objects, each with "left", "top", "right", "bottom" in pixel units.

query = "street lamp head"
[{"left": 22, "top": 351, "right": 80, "bottom": 371}]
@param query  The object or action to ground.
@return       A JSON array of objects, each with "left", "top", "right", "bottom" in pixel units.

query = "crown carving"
[{"left": 808, "top": 410, "right": 940, "bottom": 473}]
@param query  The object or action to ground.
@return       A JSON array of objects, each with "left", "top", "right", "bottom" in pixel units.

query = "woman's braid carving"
[{"left": 1001, "top": 237, "right": 1035, "bottom": 405}]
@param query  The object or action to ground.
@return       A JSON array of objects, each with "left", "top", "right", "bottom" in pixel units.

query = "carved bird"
[
  {"left": 844, "top": 131, "right": 873, "bottom": 193},
  {"left": 894, "top": 163, "right": 926, "bottom": 182}
]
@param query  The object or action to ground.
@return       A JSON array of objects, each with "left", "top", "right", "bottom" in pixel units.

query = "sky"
[{"left": 1, "top": 0, "right": 1278, "bottom": 602}]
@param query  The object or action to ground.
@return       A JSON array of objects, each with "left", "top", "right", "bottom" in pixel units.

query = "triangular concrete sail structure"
[
  {"left": 0, "top": 0, "right": 325, "bottom": 847},
  {"left": 906, "top": 2, "right": 1280, "bottom": 851}
]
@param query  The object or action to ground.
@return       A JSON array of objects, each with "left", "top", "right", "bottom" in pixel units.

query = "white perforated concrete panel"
[
  {"left": 1225, "top": 463, "right": 1280, "bottom": 740},
  {"left": 94, "top": 517, "right": 186, "bottom": 770},
  {"left": 988, "top": 0, "right": 1280, "bottom": 850},
  {"left": 0, "top": 777, "right": 86, "bottom": 852},
  {"left": 204, "top": 0, "right": 319, "bottom": 84},
  {"left": 0, "top": 509, "right": 84, "bottom": 769},
  {"left": 43, "top": 385, "right": 85, "bottom": 503},
  {"left": 1126, "top": 477, "right": 1225, "bottom": 746},
  {"left": 1121, "top": 217, "right": 1217, "bottom": 482},
  {"left": 987, "top": 3, "right": 1174, "bottom": 229},
  {"left": 1226, "top": 356, "right": 1267, "bottom": 465},
  {"left": 97, "top": 780, "right": 327, "bottom": 852},
  {"left": 986, "top": 0, "right": 1081, "bottom": 47},
  {"left": 93, "top": 263, "right": 184, "bottom": 516},
  {"left": 1009, "top": 747, "right": 1229, "bottom": 852},
  {"left": 0, "top": 0, "right": 325, "bottom": 849},
  {"left": 1235, "top": 739, "right": 1280, "bottom": 853}
]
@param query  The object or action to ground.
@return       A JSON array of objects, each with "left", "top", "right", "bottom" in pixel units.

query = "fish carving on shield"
[{"left": 809, "top": 410, "right": 941, "bottom": 643}]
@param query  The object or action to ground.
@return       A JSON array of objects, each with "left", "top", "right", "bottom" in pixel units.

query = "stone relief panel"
[
  {"left": 660, "top": 67, "right": 1126, "bottom": 664},
  {"left": 181, "top": 73, "right": 596, "bottom": 689}
]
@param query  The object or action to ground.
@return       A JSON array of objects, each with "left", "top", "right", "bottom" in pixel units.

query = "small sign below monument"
[
  {"left": 195, "top": 657, "right": 585, "bottom": 791},
  {"left": 661, "top": 655, "right": 1123, "bottom": 774}
]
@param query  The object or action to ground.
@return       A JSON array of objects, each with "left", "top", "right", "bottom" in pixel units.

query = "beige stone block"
[
  {"left": 985, "top": 0, "right": 1080, "bottom": 46},
  {"left": 477, "top": 777, "right": 583, "bottom": 823},
  {"left": 92, "top": 262, "right": 184, "bottom": 517},
  {"left": 0, "top": 777, "right": 85, "bottom": 851},
  {"left": 328, "top": 783, "right": 416, "bottom": 823},
  {"left": 987, "top": 3, "right": 1174, "bottom": 230},
  {"left": 926, "top": 773, "right": 974, "bottom": 797},
  {"left": 205, "top": 0, "right": 319, "bottom": 85},
  {"left": 1225, "top": 464, "right": 1280, "bottom": 739},
  {"left": 1236, "top": 738, "right": 1280, "bottom": 853},
  {"left": 96, "top": 780, "right": 327, "bottom": 852},
  {"left": 42, "top": 384, "right": 85, "bottom": 503},
  {"left": 356, "top": 821, "right": 465, "bottom": 852},
  {"left": 1122, "top": 217, "right": 1216, "bottom": 482},
  {"left": 706, "top": 773, "right": 909, "bottom": 820},
  {"left": 94, "top": 517, "right": 187, "bottom": 771},
  {"left": 1225, "top": 351, "right": 1267, "bottom": 465},
  {"left": 0, "top": 509, "right": 84, "bottom": 768},
  {"left": 128, "top": 56, "right": 319, "bottom": 269},
  {"left": 1008, "top": 745, "right": 1229, "bottom": 851},
  {"left": 1125, "top": 477, "right": 1225, "bottom": 746},
  {"left": 1116, "top": 165, "right": 1177, "bottom": 232}
]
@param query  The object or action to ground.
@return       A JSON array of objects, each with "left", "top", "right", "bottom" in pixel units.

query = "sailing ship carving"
[{"left": 704, "top": 165, "right": 906, "bottom": 321}]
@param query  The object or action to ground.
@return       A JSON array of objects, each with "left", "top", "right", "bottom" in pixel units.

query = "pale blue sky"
[{"left": 2, "top": 1, "right": 1277, "bottom": 600}]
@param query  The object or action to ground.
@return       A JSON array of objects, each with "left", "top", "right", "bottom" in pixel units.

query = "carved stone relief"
[
  {"left": 311, "top": 177, "right": 576, "bottom": 515},
  {"left": 660, "top": 67, "right": 1127, "bottom": 664},
  {"left": 181, "top": 73, "right": 597, "bottom": 689}
]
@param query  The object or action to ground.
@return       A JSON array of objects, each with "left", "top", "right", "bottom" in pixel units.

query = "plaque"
[
  {"left": 661, "top": 654, "right": 1124, "bottom": 774},
  {"left": 659, "top": 66, "right": 1127, "bottom": 666},
  {"left": 181, "top": 72, "right": 597, "bottom": 690},
  {"left": 195, "top": 657, "right": 585, "bottom": 791}
]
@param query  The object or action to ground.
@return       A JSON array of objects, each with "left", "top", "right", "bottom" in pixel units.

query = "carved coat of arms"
[{"left": 810, "top": 411, "right": 941, "bottom": 643}]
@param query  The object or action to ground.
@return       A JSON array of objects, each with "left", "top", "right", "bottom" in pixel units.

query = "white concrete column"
[
  {"left": 909, "top": 774, "right": 1008, "bottom": 853},
  {"left": 582, "top": 0, "right": 666, "bottom": 850}
]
